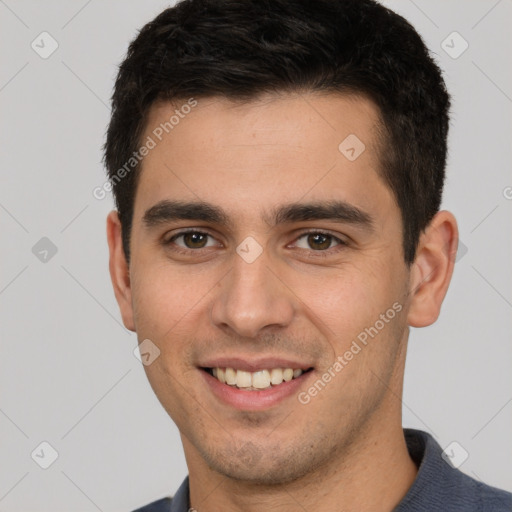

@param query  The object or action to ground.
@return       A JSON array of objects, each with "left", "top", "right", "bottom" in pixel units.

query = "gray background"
[{"left": 0, "top": 1, "right": 511, "bottom": 510}]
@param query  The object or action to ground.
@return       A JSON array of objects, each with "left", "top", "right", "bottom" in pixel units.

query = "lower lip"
[{"left": 200, "top": 369, "right": 313, "bottom": 411}]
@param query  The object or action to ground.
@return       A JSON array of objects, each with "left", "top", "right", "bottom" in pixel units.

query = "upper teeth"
[{"left": 212, "top": 367, "right": 304, "bottom": 389}]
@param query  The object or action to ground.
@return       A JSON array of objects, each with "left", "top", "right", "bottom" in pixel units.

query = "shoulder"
[
  {"left": 446, "top": 469, "right": 512, "bottom": 511},
  {"left": 130, "top": 476, "right": 189, "bottom": 511},
  {"left": 473, "top": 478, "right": 512, "bottom": 511},
  {"left": 397, "top": 429, "right": 512, "bottom": 512},
  {"left": 131, "top": 497, "right": 172, "bottom": 512}
]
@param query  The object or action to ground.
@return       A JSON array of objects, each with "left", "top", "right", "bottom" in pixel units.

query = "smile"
[{"left": 204, "top": 367, "right": 312, "bottom": 390}]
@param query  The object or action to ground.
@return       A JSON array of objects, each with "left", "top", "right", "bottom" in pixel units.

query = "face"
[{"left": 114, "top": 93, "right": 415, "bottom": 484}]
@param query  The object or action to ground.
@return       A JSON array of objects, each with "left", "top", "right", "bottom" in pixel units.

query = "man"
[{"left": 103, "top": 0, "right": 512, "bottom": 510}]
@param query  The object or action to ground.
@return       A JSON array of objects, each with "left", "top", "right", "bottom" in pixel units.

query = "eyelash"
[{"left": 163, "top": 228, "right": 348, "bottom": 258}]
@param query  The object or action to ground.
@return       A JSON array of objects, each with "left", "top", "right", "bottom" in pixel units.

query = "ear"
[
  {"left": 106, "top": 210, "right": 136, "bottom": 331},
  {"left": 407, "top": 210, "right": 459, "bottom": 327}
]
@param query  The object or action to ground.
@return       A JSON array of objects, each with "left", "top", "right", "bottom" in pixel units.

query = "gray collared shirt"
[{"left": 132, "top": 428, "right": 512, "bottom": 511}]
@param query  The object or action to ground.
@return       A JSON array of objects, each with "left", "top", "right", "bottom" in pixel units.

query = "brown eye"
[
  {"left": 307, "top": 233, "right": 333, "bottom": 250},
  {"left": 182, "top": 232, "right": 208, "bottom": 248},
  {"left": 167, "top": 231, "right": 216, "bottom": 250},
  {"left": 294, "top": 232, "right": 342, "bottom": 251}
]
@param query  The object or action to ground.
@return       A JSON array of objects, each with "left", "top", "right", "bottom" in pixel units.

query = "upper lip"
[{"left": 199, "top": 357, "right": 314, "bottom": 372}]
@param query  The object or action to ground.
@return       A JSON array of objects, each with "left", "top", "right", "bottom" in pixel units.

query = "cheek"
[
  {"left": 130, "top": 258, "right": 213, "bottom": 339},
  {"left": 288, "top": 259, "right": 399, "bottom": 341}
]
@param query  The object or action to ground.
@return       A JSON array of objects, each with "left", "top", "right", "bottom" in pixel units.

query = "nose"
[{"left": 210, "top": 250, "right": 295, "bottom": 339}]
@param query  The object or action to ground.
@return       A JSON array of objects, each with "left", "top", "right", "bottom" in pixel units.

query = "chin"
[
  {"left": 214, "top": 462, "right": 310, "bottom": 486},
  {"left": 200, "top": 439, "right": 324, "bottom": 486}
]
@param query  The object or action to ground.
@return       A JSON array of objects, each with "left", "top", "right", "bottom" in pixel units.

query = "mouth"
[{"left": 201, "top": 366, "right": 314, "bottom": 391}]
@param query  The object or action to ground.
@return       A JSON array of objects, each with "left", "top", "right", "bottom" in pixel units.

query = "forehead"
[
  {"left": 144, "top": 92, "right": 382, "bottom": 155},
  {"left": 134, "top": 92, "right": 394, "bottom": 227}
]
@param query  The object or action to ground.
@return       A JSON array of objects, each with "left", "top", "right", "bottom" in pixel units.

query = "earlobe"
[
  {"left": 106, "top": 210, "right": 136, "bottom": 331},
  {"left": 407, "top": 210, "right": 459, "bottom": 328}
]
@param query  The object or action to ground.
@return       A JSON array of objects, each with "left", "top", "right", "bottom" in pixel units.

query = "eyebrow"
[{"left": 142, "top": 199, "right": 374, "bottom": 231}]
